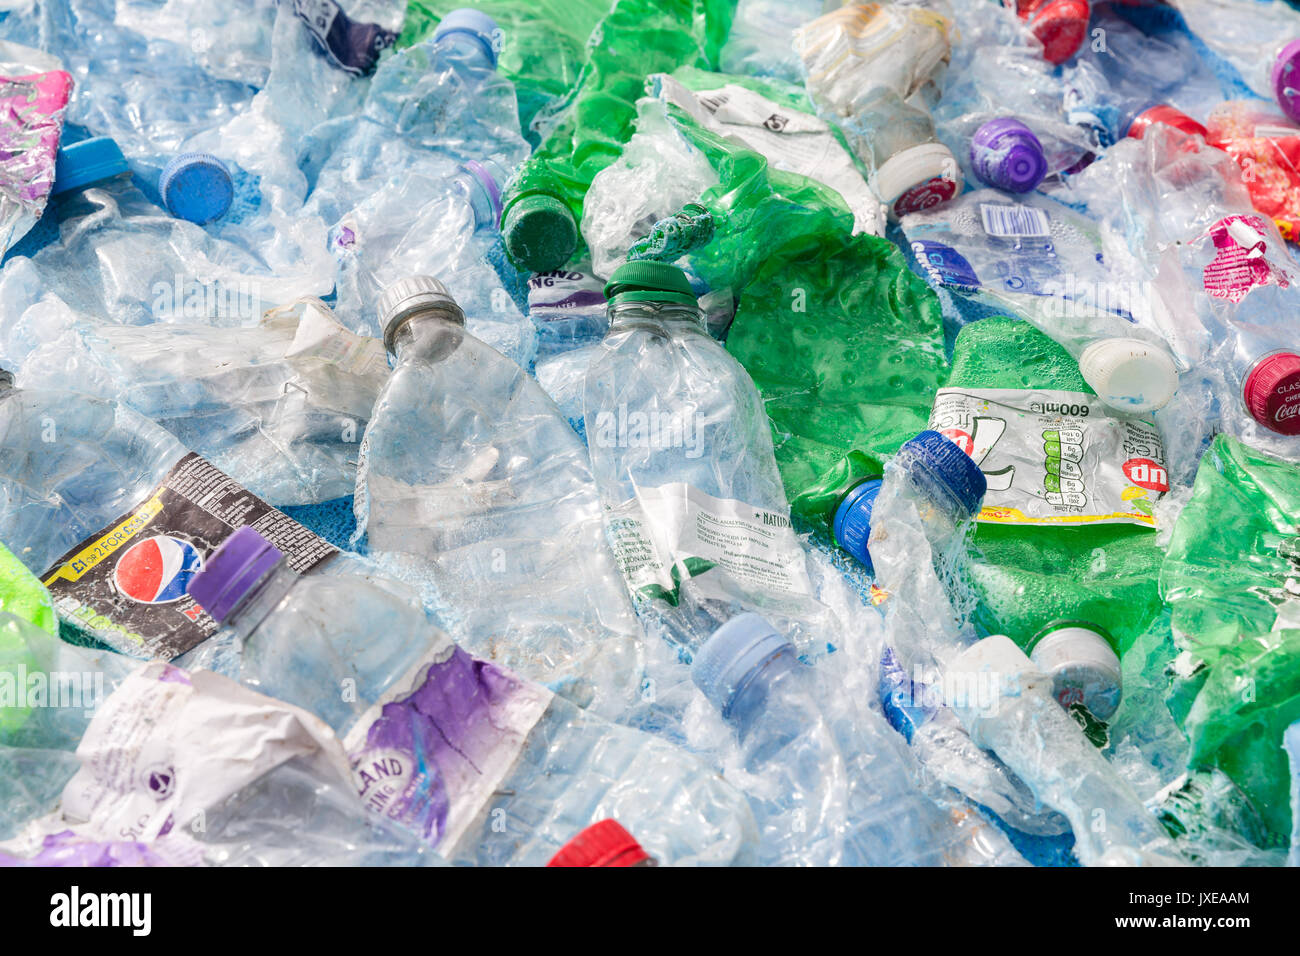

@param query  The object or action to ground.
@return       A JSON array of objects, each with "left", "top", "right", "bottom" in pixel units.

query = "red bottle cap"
[
  {"left": 1244, "top": 352, "right": 1300, "bottom": 435},
  {"left": 1027, "top": 0, "right": 1090, "bottom": 65},
  {"left": 545, "top": 820, "right": 652, "bottom": 867},
  {"left": 1127, "top": 104, "right": 1208, "bottom": 141}
]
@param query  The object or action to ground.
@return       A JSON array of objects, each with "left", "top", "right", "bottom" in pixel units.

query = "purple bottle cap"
[
  {"left": 186, "top": 526, "right": 285, "bottom": 623},
  {"left": 970, "top": 117, "right": 1048, "bottom": 193},
  {"left": 1271, "top": 39, "right": 1300, "bottom": 124}
]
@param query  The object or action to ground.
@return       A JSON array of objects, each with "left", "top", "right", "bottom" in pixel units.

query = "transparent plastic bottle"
[
  {"left": 353, "top": 276, "right": 644, "bottom": 718},
  {"left": 794, "top": 4, "right": 962, "bottom": 219},
  {"left": 1169, "top": 0, "right": 1300, "bottom": 123},
  {"left": 692, "top": 612, "right": 1027, "bottom": 865},
  {"left": 184, "top": 527, "right": 758, "bottom": 866},
  {"left": 947, "top": 635, "right": 1185, "bottom": 865},
  {"left": 0, "top": 610, "right": 434, "bottom": 866},
  {"left": 583, "top": 261, "right": 839, "bottom": 654}
]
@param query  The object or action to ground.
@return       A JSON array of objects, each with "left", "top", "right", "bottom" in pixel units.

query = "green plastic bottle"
[
  {"left": 937, "top": 317, "right": 1168, "bottom": 721},
  {"left": 1162, "top": 433, "right": 1300, "bottom": 661},
  {"left": 725, "top": 231, "right": 948, "bottom": 538},
  {"left": 0, "top": 539, "right": 57, "bottom": 735},
  {"left": 398, "top": 0, "right": 614, "bottom": 140},
  {"left": 497, "top": 0, "right": 734, "bottom": 272},
  {"left": 0, "top": 540, "right": 56, "bottom": 636},
  {"left": 1182, "top": 628, "right": 1300, "bottom": 848}
]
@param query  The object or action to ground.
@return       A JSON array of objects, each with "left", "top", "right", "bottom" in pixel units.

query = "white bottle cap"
[
  {"left": 1028, "top": 623, "right": 1123, "bottom": 721},
  {"left": 872, "top": 141, "right": 962, "bottom": 221},
  {"left": 1078, "top": 337, "right": 1179, "bottom": 413}
]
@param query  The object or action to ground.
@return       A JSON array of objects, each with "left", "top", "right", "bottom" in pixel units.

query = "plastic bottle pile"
[{"left": 3, "top": 0, "right": 1300, "bottom": 868}]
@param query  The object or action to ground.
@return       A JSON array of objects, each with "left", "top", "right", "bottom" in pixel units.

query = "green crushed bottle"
[
  {"left": 725, "top": 231, "right": 948, "bottom": 537},
  {"left": 398, "top": 0, "right": 613, "bottom": 141},
  {"left": 939, "top": 317, "right": 1168, "bottom": 721},
  {"left": 0, "top": 540, "right": 56, "bottom": 636},
  {"left": 497, "top": 0, "right": 734, "bottom": 273},
  {"left": 0, "top": 539, "right": 57, "bottom": 735},
  {"left": 1182, "top": 628, "right": 1300, "bottom": 847},
  {"left": 1162, "top": 433, "right": 1300, "bottom": 662}
]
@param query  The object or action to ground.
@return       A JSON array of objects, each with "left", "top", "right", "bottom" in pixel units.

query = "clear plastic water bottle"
[
  {"left": 0, "top": 610, "right": 434, "bottom": 866},
  {"left": 293, "top": 17, "right": 532, "bottom": 358},
  {"left": 17, "top": 297, "right": 389, "bottom": 505},
  {"left": 1, "top": 136, "right": 332, "bottom": 370},
  {"left": 795, "top": 4, "right": 962, "bottom": 219},
  {"left": 183, "top": 528, "right": 757, "bottom": 866},
  {"left": 353, "top": 275, "right": 645, "bottom": 719},
  {"left": 583, "top": 261, "right": 840, "bottom": 655},
  {"left": 692, "top": 612, "right": 1027, "bottom": 865},
  {"left": 947, "top": 634, "right": 1185, "bottom": 865},
  {"left": 900, "top": 190, "right": 1182, "bottom": 412}
]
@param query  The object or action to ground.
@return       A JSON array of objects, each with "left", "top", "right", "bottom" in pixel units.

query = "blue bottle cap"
[
  {"left": 159, "top": 152, "right": 234, "bottom": 224},
  {"left": 832, "top": 478, "right": 882, "bottom": 571},
  {"left": 691, "top": 613, "right": 795, "bottom": 719},
  {"left": 434, "top": 9, "right": 500, "bottom": 68},
  {"left": 898, "top": 430, "right": 987, "bottom": 517},
  {"left": 52, "top": 137, "right": 129, "bottom": 196}
]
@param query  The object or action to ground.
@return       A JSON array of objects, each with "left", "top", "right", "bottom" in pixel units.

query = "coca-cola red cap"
[
  {"left": 546, "top": 820, "right": 652, "bottom": 867},
  {"left": 1244, "top": 352, "right": 1300, "bottom": 435}
]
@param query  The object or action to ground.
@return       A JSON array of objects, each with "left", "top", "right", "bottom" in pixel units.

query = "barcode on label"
[{"left": 980, "top": 203, "right": 1051, "bottom": 238}]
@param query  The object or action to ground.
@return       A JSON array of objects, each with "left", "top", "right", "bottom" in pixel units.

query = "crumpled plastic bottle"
[
  {"left": 901, "top": 189, "right": 1182, "bottom": 413},
  {"left": 0, "top": 136, "right": 333, "bottom": 371},
  {"left": 795, "top": 3, "right": 963, "bottom": 219},
  {"left": 352, "top": 276, "right": 646, "bottom": 720},
  {"left": 16, "top": 297, "right": 389, "bottom": 505},
  {"left": 690, "top": 611, "right": 1030, "bottom": 865},
  {"left": 497, "top": 0, "right": 732, "bottom": 273},
  {"left": 292, "top": 19, "right": 533, "bottom": 360},
  {"left": 181, "top": 527, "right": 758, "bottom": 865},
  {"left": 584, "top": 262, "right": 847, "bottom": 656},
  {"left": 0, "top": 611, "right": 436, "bottom": 866},
  {"left": 723, "top": 231, "right": 949, "bottom": 540},
  {"left": 581, "top": 67, "right": 882, "bottom": 283}
]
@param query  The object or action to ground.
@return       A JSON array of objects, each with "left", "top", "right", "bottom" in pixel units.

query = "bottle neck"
[
  {"left": 606, "top": 300, "right": 706, "bottom": 337},
  {"left": 391, "top": 310, "right": 467, "bottom": 364},
  {"left": 222, "top": 560, "right": 298, "bottom": 642},
  {"left": 727, "top": 651, "right": 800, "bottom": 737}
]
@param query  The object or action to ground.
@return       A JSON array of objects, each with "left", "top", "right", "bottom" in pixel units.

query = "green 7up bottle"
[{"left": 929, "top": 317, "right": 1170, "bottom": 721}]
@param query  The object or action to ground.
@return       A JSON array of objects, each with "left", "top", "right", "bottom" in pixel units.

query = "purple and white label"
[{"left": 344, "top": 642, "right": 552, "bottom": 852}]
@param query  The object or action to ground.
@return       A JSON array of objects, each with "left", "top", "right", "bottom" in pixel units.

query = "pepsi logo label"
[{"left": 115, "top": 535, "right": 205, "bottom": 605}]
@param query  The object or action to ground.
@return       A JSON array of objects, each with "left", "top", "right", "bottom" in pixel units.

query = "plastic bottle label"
[
  {"left": 343, "top": 641, "right": 552, "bottom": 852},
  {"left": 61, "top": 663, "right": 353, "bottom": 845},
  {"left": 656, "top": 75, "right": 885, "bottom": 237},
  {"left": 930, "top": 388, "right": 1166, "bottom": 527},
  {"left": 606, "top": 482, "right": 814, "bottom": 610},
  {"left": 979, "top": 203, "right": 1051, "bottom": 238},
  {"left": 39, "top": 453, "right": 339, "bottom": 659}
]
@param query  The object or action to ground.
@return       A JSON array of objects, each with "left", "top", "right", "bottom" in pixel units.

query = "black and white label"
[{"left": 41, "top": 453, "right": 338, "bottom": 659}]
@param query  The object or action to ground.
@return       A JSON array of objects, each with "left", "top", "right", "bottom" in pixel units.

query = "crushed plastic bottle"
[
  {"left": 584, "top": 262, "right": 844, "bottom": 654},
  {"left": 352, "top": 276, "right": 645, "bottom": 718},
  {"left": 184, "top": 527, "right": 757, "bottom": 865}
]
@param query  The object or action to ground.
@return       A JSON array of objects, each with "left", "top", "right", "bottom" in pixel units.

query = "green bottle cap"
[
  {"left": 501, "top": 193, "right": 578, "bottom": 273},
  {"left": 603, "top": 261, "right": 697, "bottom": 305}
]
